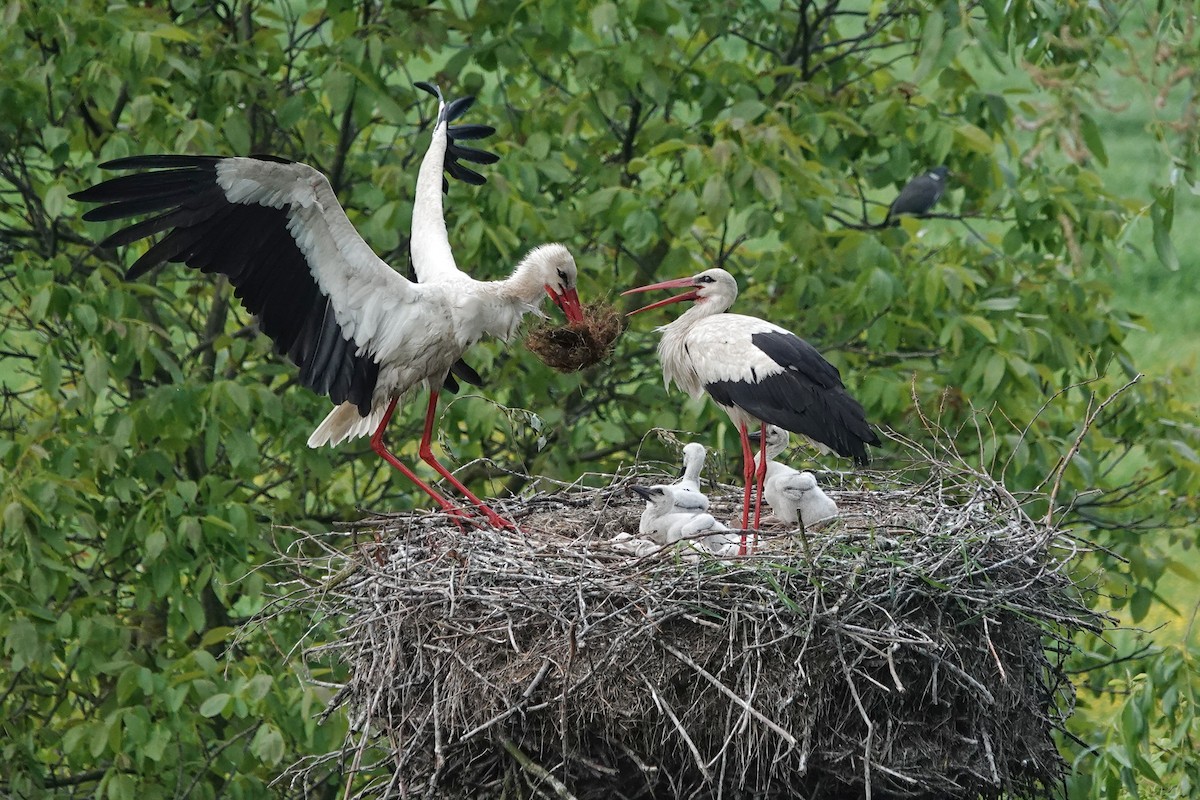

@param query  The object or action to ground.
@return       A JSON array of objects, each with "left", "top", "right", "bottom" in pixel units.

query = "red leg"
[
  {"left": 751, "top": 422, "right": 769, "bottom": 550},
  {"left": 369, "top": 396, "right": 470, "bottom": 523},
  {"left": 417, "top": 391, "right": 517, "bottom": 530},
  {"left": 737, "top": 423, "right": 755, "bottom": 554}
]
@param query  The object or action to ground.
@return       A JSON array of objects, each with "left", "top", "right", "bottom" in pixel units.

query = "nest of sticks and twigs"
[
  {"left": 270, "top": 433, "right": 1102, "bottom": 800},
  {"left": 525, "top": 301, "right": 624, "bottom": 372}
]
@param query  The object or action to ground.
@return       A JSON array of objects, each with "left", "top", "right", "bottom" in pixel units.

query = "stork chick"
[
  {"left": 750, "top": 425, "right": 839, "bottom": 557},
  {"left": 670, "top": 441, "right": 710, "bottom": 513},
  {"left": 675, "top": 512, "right": 741, "bottom": 558},
  {"left": 630, "top": 484, "right": 704, "bottom": 546}
]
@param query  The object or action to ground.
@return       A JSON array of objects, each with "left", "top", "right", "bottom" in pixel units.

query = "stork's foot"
[
  {"left": 440, "top": 504, "right": 516, "bottom": 531},
  {"left": 476, "top": 507, "right": 518, "bottom": 531},
  {"left": 736, "top": 529, "right": 760, "bottom": 557},
  {"left": 442, "top": 506, "right": 475, "bottom": 531}
]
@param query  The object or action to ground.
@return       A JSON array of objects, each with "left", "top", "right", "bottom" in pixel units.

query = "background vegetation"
[{"left": 0, "top": 0, "right": 1196, "bottom": 797}]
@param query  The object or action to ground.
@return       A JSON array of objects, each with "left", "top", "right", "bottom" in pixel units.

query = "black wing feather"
[
  {"left": 71, "top": 155, "right": 380, "bottom": 414},
  {"left": 447, "top": 123, "right": 494, "bottom": 141},
  {"left": 706, "top": 331, "right": 880, "bottom": 465},
  {"left": 751, "top": 331, "right": 845, "bottom": 390}
]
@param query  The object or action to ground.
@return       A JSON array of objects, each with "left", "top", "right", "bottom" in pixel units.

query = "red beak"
[
  {"left": 620, "top": 276, "right": 699, "bottom": 316},
  {"left": 546, "top": 285, "right": 585, "bottom": 325}
]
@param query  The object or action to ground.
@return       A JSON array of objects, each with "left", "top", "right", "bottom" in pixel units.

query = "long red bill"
[
  {"left": 620, "top": 276, "right": 699, "bottom": 317},
  {"left": 624, "top": 290, "right": 698, "bottom": 316},
  {"left": 620, "top": 276, "right": 697, "bottom": 295},
  {"left": 546, "top": 286, "right": 586, "bottom": 325}
]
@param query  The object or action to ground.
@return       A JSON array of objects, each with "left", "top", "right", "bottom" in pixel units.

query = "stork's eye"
[
  {"left": 698, "top": 275, "right": 715, "bottom": 283},
  {"left": 557, "top": 268, "right": 568, "bottom": 282}
]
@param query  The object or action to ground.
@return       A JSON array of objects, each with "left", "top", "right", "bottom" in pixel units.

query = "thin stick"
[
  {"left": 1044, "top": 373, "right": 1142, "bottom": 525},
  {"left": 661, "top": 642, "right": 797, "bottom": 747}
]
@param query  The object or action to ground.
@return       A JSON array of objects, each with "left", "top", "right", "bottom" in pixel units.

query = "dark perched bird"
[
  {"left": 622, "top": 268, "right": 879, "bottom": 542},
  {"left": 70, "top": 84, "right": 584, "bottom": 529},
  {"left": 883, "top": 165, "right": 950, "bottom": 226}
]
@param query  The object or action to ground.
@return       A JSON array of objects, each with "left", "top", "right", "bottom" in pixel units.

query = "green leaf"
[
  {"left": 1078, "top": 113, "right": 1108, "bottom": 166},
  {"left": 244, "top": 674, "right": 273, "bottom": 702},
  {"left": 976, "top": 296, "right": 1019, "bottom": 311},
  {"left": 149, "top": 23, "right": 197, "bottom": 42},
  {"left": 199, "top": 693, "right": 230, "bottom": 718},
  {"left": 589, "top": 2, "right": 618, "bottom": 34},
  {"left": 701, "top": 175, "right": 731, "bottom": 220},
  {"left": 953, "top": 123, "right": 993, "bottom": 154},
  {"left": 1150, "top": 184, "right": 1179, "bottom": 271},
  {"left": 250, "top": 724, "right": 285, "bottom": 765},
  {"left": 6, "top": 618, "right": 39, "bottom": 672},
  {"left": 106, "top": 772, "right": 136, "bottom": 800},
  {"left": 912, "top": 11, "right": 945, "bottom": 84},
  {"left": 44, "top": 183, "right": 69, "bottom": 218},
  {"left": 82, "top": 350, "right": 109, "bottom": 396},
  {"left": 752, "top": 167, "right": 781, "bottom": 202},
  {"left": 144, "top": 530, "right": 167, "bottom": 561},
  {"left": 981, "top": 352, "right": 1006, "bottom": 396},
  {"left": 961, "top": 315, "right": 997, "bottom": 343},
  {"left": 2, "top": 501, "right": 25, "bottom": 535},
  {"left": 224, "top": 114, "right": 251, "bottom": 154},
  {"left": 1128, "top": 586, "right": 1152, "bottom": 623}
]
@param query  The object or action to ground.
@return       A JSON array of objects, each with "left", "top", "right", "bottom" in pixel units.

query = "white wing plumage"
[{"left": 72, "top": 154, "right": 423, "bottom": 414}]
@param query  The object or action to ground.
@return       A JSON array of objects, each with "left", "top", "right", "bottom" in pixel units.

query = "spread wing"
[
  {"left": 409, "top": 84, "right": 500, "bottom": 285},
  {"left": 70, "top": 154, "right": 423, "bottom": 414}
]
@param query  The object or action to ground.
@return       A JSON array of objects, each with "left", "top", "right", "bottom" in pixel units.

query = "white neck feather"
[
  {"left": 498, "top": 244, "right": 563, "bottom": 305},
  {"left": 655, "top": 294, "right": 732, "bottom": 398}
]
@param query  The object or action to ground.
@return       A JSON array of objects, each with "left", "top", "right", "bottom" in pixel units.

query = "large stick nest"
[{"left": 273, "top": 433, "right": 1102, "bottom": 799}]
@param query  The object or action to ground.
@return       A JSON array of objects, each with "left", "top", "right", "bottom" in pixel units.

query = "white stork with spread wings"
[{"left": 71, "top": 84, "right": 584, "bottom": 528}]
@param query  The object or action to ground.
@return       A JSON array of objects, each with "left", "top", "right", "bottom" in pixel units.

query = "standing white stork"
[
  {"left": 70, "top": 84, "right": 584, "bottom": 529},
  {"left": 622, "top": 268, "right": 877, "bottom": 549},
  {"left": 750, "top": 424, "right": 839, "bottom": 534}
]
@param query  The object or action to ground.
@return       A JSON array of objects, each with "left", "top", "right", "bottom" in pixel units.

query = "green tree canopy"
[{"left": 1, "top": 0, "right": 1197, "bottom": 797}]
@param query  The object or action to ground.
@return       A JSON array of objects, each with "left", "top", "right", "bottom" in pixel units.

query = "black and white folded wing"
[{"left": 701, "top": 320, "right": 878, "bottom": 465}]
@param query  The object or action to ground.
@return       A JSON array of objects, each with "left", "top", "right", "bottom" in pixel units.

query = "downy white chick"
[
  {"left": 609, "top": 532, "right": 662, "bottom": 557},
  {"left": 751, "top": 425, "right": 839, "bottom": 529},
  {"left": 630, "top": 484, "right": 704, "bottom": 545},
  {"left": 675, "top": 512, "right": 741, "bottom": 558},
  {"left": 670, "top": 442, "right": 710, "bottom": 513}
]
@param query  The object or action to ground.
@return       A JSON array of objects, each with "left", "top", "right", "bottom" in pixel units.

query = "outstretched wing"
[
  {"left": 410, "top": 84, "right": 498, "bottom": 391},
  {"left": 70, "top": 154, "right": 421, "bottom": 414},
  {"left": 409, "top": 84, "right": 501, "bottom": 285}
]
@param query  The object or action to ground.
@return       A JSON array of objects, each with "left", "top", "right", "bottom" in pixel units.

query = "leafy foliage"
[{"left": 0, "top": 0, "right": 1196, "bottom": 797}]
